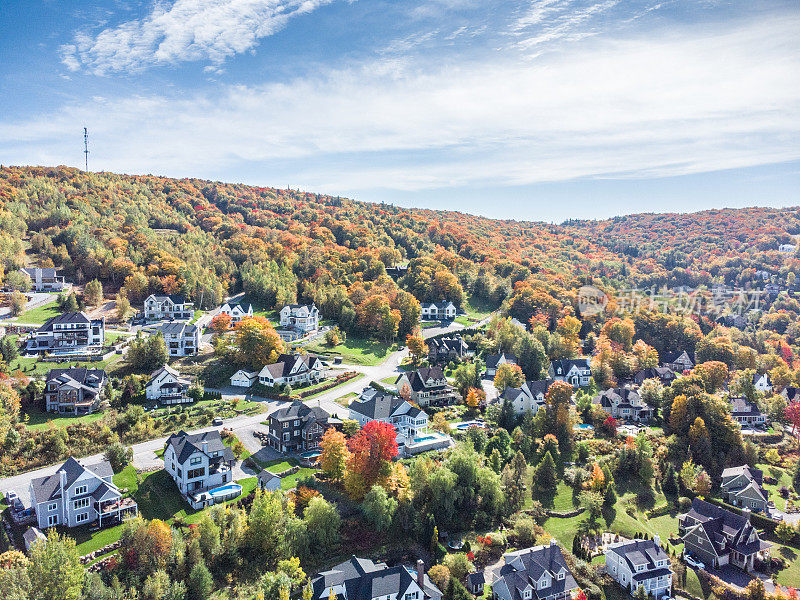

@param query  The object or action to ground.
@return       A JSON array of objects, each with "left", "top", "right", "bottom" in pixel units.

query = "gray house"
[
  {"left": 720, "top": 465, "right": 770, "bottom": 513},
  {"left": 311, "top": 557, "right": 442, "bottom": 600},
  {"left": 492, "top": 541, "right": 579, "bottom": 600},
  {"left": 604, "top": 537, "right": 672, "bottom": 599}
]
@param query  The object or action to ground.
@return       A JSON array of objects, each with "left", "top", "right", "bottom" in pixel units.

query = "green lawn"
[
  {"left": 10, "top": 352, "right": 125, "bottom": 378},
  {"left": 757, "top": 463, "right": 792, "bottom": 511},
  {"left": 24, "top": 407, "right": 107, "bottom": 431},
  {"left": 773, "top": 540, "right": 800, "bottom": 587},
  {"left": 189, "top": 310, "right": 205, "bottom": 324},
  {"left": 304, "top": 336, "right": 398, "bottom": 366},
  {"left": 279, "top": 468, "right": 319, "bottom": 490},
  {"left": 300, "top": 372, "right": 365, "bottom": 399},
  {"left": 462, "top": 295, "right": 496, "bottom": 321},
  {"left": 12, "top": 298, "right": 60, "bottom": 324},
  {"left": 380, "top": 375, "right": 398, "bottom": 387},
  {"left": 334, "top": 392, "right": 357, "bottom": 407}
]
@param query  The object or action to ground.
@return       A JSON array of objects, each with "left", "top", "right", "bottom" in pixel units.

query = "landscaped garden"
[{"left": 304, "top": 336, "right": 399, "bottom": 366}]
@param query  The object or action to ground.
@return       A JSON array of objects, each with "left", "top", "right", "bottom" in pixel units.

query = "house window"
[
  {"left": 74, "top": 485, "right": 88, "bottom": 496},
  {"left": 558, "top": 573, "right": 564, "bottom": 580},
  {"left": 47, "top": 515, "right": 58, "bottom": 526},
  {"left": 48, "top": 502, "right": 58, "bottom": 512},
  {"left": 74, "top": 497, "right": 89, "bottom": 510},
  {"left": 283, "top": 433, "right": 290, "bottom": 442},
  {"left": 190, "top": 456, "right": 202, "bottom": 465},
  {"left": 76, "top": 512, "right": 89, "bottom": 524}
]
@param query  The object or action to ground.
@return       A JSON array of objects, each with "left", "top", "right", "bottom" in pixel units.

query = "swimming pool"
[
  {"left": 412, "top": 435, "right": 437, "bottom": 443},
  {"left": 574, "top": 424, "right": 594, "bottom": 431},
  {"left": 208, "top": 483, "right": 242, "bottom": 498},
  {"left": 300, "top": 451, "right": 321, "bottom": 459}
]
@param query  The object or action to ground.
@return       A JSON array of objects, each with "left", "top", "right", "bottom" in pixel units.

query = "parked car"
[
  {"left": 3, "top": 491, "right": 18, "bottom": 505},
  {"left": 212, "top": 417, "right": 224, "bottom": 426},
  {"left": 683, "top": 553, "right": 705, "bottom": 570}
]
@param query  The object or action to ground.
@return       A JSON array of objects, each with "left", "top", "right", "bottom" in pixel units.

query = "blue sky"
[{"left": 1, "top": 0, "right": 799, "bottom": 222}]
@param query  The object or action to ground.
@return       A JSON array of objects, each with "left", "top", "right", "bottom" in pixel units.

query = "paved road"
[
  {"left": 0, "top": 346, "right": 410, "bottom": 506},
  {"left": 421, "top": 314, "right": 494, "bottom": 340},
  {"left": 0, "top": 291, "right": 58, "bottom": 322}
]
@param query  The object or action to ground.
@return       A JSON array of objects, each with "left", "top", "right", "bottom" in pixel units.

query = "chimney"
[
  {"left": 550, "top": 538, "right": 557, "bottom": 547},
  {"left": 202, "top": 440, "right": 208, "bottom": 455},
  {"left": 742, "top": 507, "right": 751, "bottom": 522},
  {"left": 416, "top": 559, "right": 425, "bottom": 589},
  {"left": 653, "top": 534, "right": 661, "bottom": 547}
]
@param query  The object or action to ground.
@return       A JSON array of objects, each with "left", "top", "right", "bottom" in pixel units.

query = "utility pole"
[{"left": 83, "top": 127, "right": 89, "bottom": 171}]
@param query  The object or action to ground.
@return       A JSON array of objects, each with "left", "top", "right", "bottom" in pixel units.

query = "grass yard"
[
  {"left": 304, "top": 336, "right": 398, "bottom": 366},
  {"left": 300, "top": 372, "right": 365, "bottom": 399},
  {"left": 279, "top": 468, "right": 319, "bottom": 490},
  {"left": 10, "top": 352, "right": 125, "bottom": 379},
  {"left": 24, "top": 407, "right": 107, "bottom": 431},
  {"left": 12, "top": 297, "right": 61, "bottom": 324},
  {"left": 380, "top": 375, "right": 398, "bottom": 387},
  {"left": 773, "top": 541, "right": 800, "bottom": 587},
  {"left": 334, "top": 392, "right": 357, "bottom": 407},
  {"left": 462, "top": 295, "right": 496, "bottom": 321},
  {"left": 758, "top": 463, "right": 793, "bottom": 511}
]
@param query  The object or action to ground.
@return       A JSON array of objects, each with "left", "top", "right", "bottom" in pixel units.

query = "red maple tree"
[
  {"left": 785, "top": 402, "right": 800, "bottom": 436},
  {"left": 346, "top": 421, "right": 398, "bottom": 487}
]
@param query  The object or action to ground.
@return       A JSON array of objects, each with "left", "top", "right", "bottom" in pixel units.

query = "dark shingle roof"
[
  {"left": 165, "top": 430, "right": 233, "bottom": 465},
  {"left": 30, "top": 457, "right": 114, "bottom": 505},
  {"left": 350, "top": 392, "right": 422, "bottom": 420},
  {"left": 38, "top": 312, "right": 91, "bottom": 331},
  {"left": 486, "top": 352, "right": 516, "bottom": 369}
]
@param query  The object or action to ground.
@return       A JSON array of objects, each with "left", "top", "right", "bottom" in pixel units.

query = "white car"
[{"left": 683, "top": 554, "right": 705, "bottom": 570}]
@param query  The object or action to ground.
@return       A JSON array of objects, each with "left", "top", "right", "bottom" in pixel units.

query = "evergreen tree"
[
  {"left": 188, "top": 561, "right": 213, "bottom": 600},
  {"left": 533, "top": 451, "right": 558, "bottom": 496},
  {"left": 444, "top": 577, "right": 472, "bottom": 600}
]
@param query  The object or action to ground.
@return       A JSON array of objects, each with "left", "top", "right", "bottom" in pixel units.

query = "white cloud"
[
  {"left": 60, "top": 0, "right": 335, "bottom": 74},
  {"left": 5, "top": 13, "right": 800, "bottom": 194}
]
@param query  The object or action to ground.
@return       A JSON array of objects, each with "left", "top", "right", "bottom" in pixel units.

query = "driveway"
[{"left": 421, "top": 314, "right": 494, "bottom": 339}]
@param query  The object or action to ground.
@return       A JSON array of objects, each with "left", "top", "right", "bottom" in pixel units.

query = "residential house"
[
  {"left": 155, "top": 321, "right": 199, "bottom": 357},
  {"left": 349, "top": 390, "right": 430, "bottom": 451},
  {"left": 279, "top": 303, "right": 319, "bottom": 333},
  {"left": 19, "top": 267, "right": 66, "bottom": 292},
  {"left": 44, "top": 367, "right": 107, "bottom": 415},
  {"left": 510, "top": 317, "right": 528, "bottom": 330},
  {"left": 22, "top": 527, "right": 46, "bottom": 552},
  {"left": 26, "top": 312, "right": 105, "bottom": 355},
  {"left": 500, "top": 379, "right": 555, "bottom": 416},
  {"left": 427, "top": 335, "right": 469, "bottom": 364},
  {"left": 720, "top": 466, "right": 770, "bottom": 513},
  {"left": 144, "top": 294, "right": 194, "bottom": 321},
  {"left": 219, "top": 301, "right": 253, "bottom": 323},
  {"left": 661, "top": 350, "right": 694, "bottom": 373},
  {"left": 146, "top": 365, "right": 191, "bottom": 404},
  {"left": 230, "top": 369, "right": 258, "bottom": 388},
  {"left": 633, "top": 367, "right": 676, "bottom": 386},
  {"left": 486, "top": 352, "right": 517, "bottom": 377},
  {"left": 604, "top": 537, "right": 672, "bottom": 599},
  {"left": 491, "top": 541, "right": 579, "bottom": 600},
  {"left": 266, "top": 401, "right": 337, "bottom": 453},
  {"left": 311, "top": 557, "right": 442, "bottom": 600},
  {"left": 258, "top": 353, "right": 328, "bottom": 387},
  {"left": 729, "top": 397, "right": 767, "bottom": 427},
  {"left": 752, "top": 373, "right": 772, "bottom": 393},
  {"left": 549, "top": 358, "right": 592, "bottom": 387},
  {"left": 593, "top": 388, "right": 652, "bottom": 422},
  {"left": 257, "top": 469, "right": 282, "bottom": 492},
  {"left": 29, "top": 457, "right": 137, "bottom": 530},
  {"left": 679, "top": 499, "right": 771, "bottom": 572},
  {"left": 420, "top": 301, "right": 458, "bottom": 320},
  {"left": 778, "top": 244, "right": 797, "bottom": 255},
  {"left": 782, "top": 386, "right": 800, "bottom": 403},
  {"left": 716, "top": 315, "right": 747, "bottom": 330},
  {"left": 163, "top": 430, "right": 237, "bottom": 510},
  {"left": 395, "top": 367, "right": 461, "bottom": 407}
]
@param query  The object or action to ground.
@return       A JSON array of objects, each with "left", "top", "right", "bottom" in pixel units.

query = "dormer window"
[{"left": 557, "top": 572, "right": 564, "bottom": 580}]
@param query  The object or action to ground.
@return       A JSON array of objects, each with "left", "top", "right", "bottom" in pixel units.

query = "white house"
[
  {"left": 730, "top": 397, "right": 767, "bottom": 427},
  {"left": 500, "top": 379, "right": 554, "bottom": 416},
  {"left": 395, "top": 366, "right": 461, "bottom": 406},
  {"left": 752, "top": 373, "right": 772, "bottom": 393},
  {"left": 492, "top": 541, "right": 579, "bottom": 600},
  {"left": 593, "top": 388, "right": 652, "bottom": 422},
  {"left": 29, "top": 457, "right": 137, "bottom": 530},
  {"left": 219, "top": 302, "right": 253, "bottom": 323},
  {"left": 230, "top": 369, "right": 258, "bottom": 388},
  {"left": 311, "top": 557, "right": 442, "bottom": 600},
  {"left": 19, "top": 267, "right": 66, "bottom": 292},
  {"left": 349, "top": 390, "right": 429, "bottom": 448},
  {"left": 163, "top": 430, "right": 237, "bottom": 510},
  {"left": 258, "top": 353, "right": 328, "bottom": 387},
  {"left": 146, "top": 365, "right": 191, "bottom": 404},
  {"left": 549, "top": 358, "right": 592, "bottom": 387},
  {"left": 144, "top": 294, "right": 194, "bottom": 321},
  {"left": 779, "top": 244, "right": 797, "bottom": 255},
  {"left": 604, "top": 537, "right": 673, "bottom": 599},
  {"left": 279, "top": 303, "right": 319, "bottom": 333},
  {"left": 26, "top": 312, "right": 105, "bottom": 355},
  {"left": 420, "top": 301, "right": 457, "bottom": 320},
  {"left": 486, "top": 352, "right": 517, "bottom": 377},
  {"left": 154, "top": 321, "right": 199, "bottom": 357}
]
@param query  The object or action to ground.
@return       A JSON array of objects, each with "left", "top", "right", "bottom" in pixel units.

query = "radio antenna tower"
[{"left": 83, "top": 127, "right": 89, "bottom": 171}]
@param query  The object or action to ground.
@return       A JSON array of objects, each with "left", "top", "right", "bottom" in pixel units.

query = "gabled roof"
[
  {"left": 681, "top": 498, "right": 770, "bottom": 556},
  {"left": 662, "top": 350, "right": 693, "bottom": 364},
  {"left": 606, "top": 539, "right": 670, "bottom": 577},
  {"left": 157, "top": 321, "right": 198, "bottom": 336},
  {"left": 45, "top": 367, "right": 106, "bottom": 393},
  {"left": 396, "top": 367, "right": 447, "bottom": 392},
  {"left": 30, "top": 457, "right": 115, "bottom": 505},
  {"left": 311, "top": 556, "right": 441, "bottom": 600},
  {"left": 350, "top": 392, "right": 422, "bottom": 421},
  {"left": 730, "top": 397, "right": 763, "bottom": 417},
  {"left": 38, "top": 311, "right": 91, "bottom": 331},
  {"left": 258, "top": 353, "right": 324, "bottom": 379},
  {"left": 165, "top": 430, "right": 234, "bottom": 465},
  {"left": 147, "top": 364, "right": 188, "bottom": 387},
  {"left": 496, "top": 543, "right": 578, "bottom": 600},
  {"left": 147, "top": 294, "right": 188, "bottom": 304},
  {"left": 722, "top": 465, "right": 763, "bottom": 485},
  {"left": 486, "top": 352, "right": 517, "bottom": 369},
  {"left": 550, "top": 358, "right": 590, "bottom": 375},
  {"left": 634, "top": 366, "right": 676, "bottom": 383},
  {"left": 270, "top": 401, "right": 330, "bottom": 425},
  {"left": 20, "top": 267, "right": 59, "bottom": 278},
  {"left": 593, "top": 388, "right": 649, "bottom": 411}
]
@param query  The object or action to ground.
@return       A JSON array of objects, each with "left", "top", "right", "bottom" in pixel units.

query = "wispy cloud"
[
  {"left": 5, "top": 12, "right": 799, "bottom": 195},
  {"left": 60, "top": 0, "right": 336, "bottom": 74}
]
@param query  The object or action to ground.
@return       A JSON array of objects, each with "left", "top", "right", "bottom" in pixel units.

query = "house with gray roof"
[
  {"left": 144, "top": 294, "right": 194, "bottom": 321},
  {"left": 349, "top": 390, "right": 430, "bottom": 453},
  {"left": 163, "top": 430, "right": 236, "bottom": 509},
  {"left": 311, "top": 557, "right": 441, "bottom": 600},
  {"left": 420, "top": 301, "right": 457, "bottom": 320},
  {"left": 593, "top": 388, "right": 652, "bottom": 422},
  {"left": 548, "top": 358, "right": 592, "bottom": 387},
  {"left": 219, "top": 301, "right": 253, "bottom": 323},
  {"left": 491, "top": 541, "right": 579, "bottom": 600},
  {"left": 661, "top": 350, "right": 693, "bottom": 373},
  {"left": 729, "top": 397, "right": 767, "bottom": 427},
  {"left": 258, "top": 353, "right": 328, "bottom": 386},
  {"left": 604, "top": 536, "right": 672, "bottom": 599},
  {"left": 26, "top": 312, "right": 105, "bottom": 355},
  {"left": 633, "top": 367, "right": 676, "bottom": 386},
  {"left": 679, "top": 499, "right": 771, "bottom": 572},
  {"left": 720, "top": 466, "right": 770, "bottom": 513},
  {"left": 395, "top": 367, "right": 461, "bottom": 407},
  {"left": 279, "top": 303, "right": 319, "bottom": 333},
  {"left": 44, "top": 367, "right": 107, "bottom": 415},
  {"left": 500, "top": 379, "right": 555, "bottom": 416},
  {"left": 266, "top": 401, "right": 338, "bottom": 453},
  {"left": 29, "top": 457, "right": 137, "bottom": 530},
  {"left": 19, "top": 267, "right": 66, "bottom": 292},
  {"left": 428, "top": 335, "right": 470, "bottom": 364},
  {"left": 153, "top": 321, "right": 199, "bottom": 357},
  {"left": 486, "top": 352, "right": 517, "bottom": 377},
  {"left": 145, "top": 365, "right": 191, "bottom": 404}
]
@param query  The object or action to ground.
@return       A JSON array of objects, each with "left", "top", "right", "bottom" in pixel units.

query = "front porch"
[{"left": 95, "top": 497, "right": 138, "bottom": 528}]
